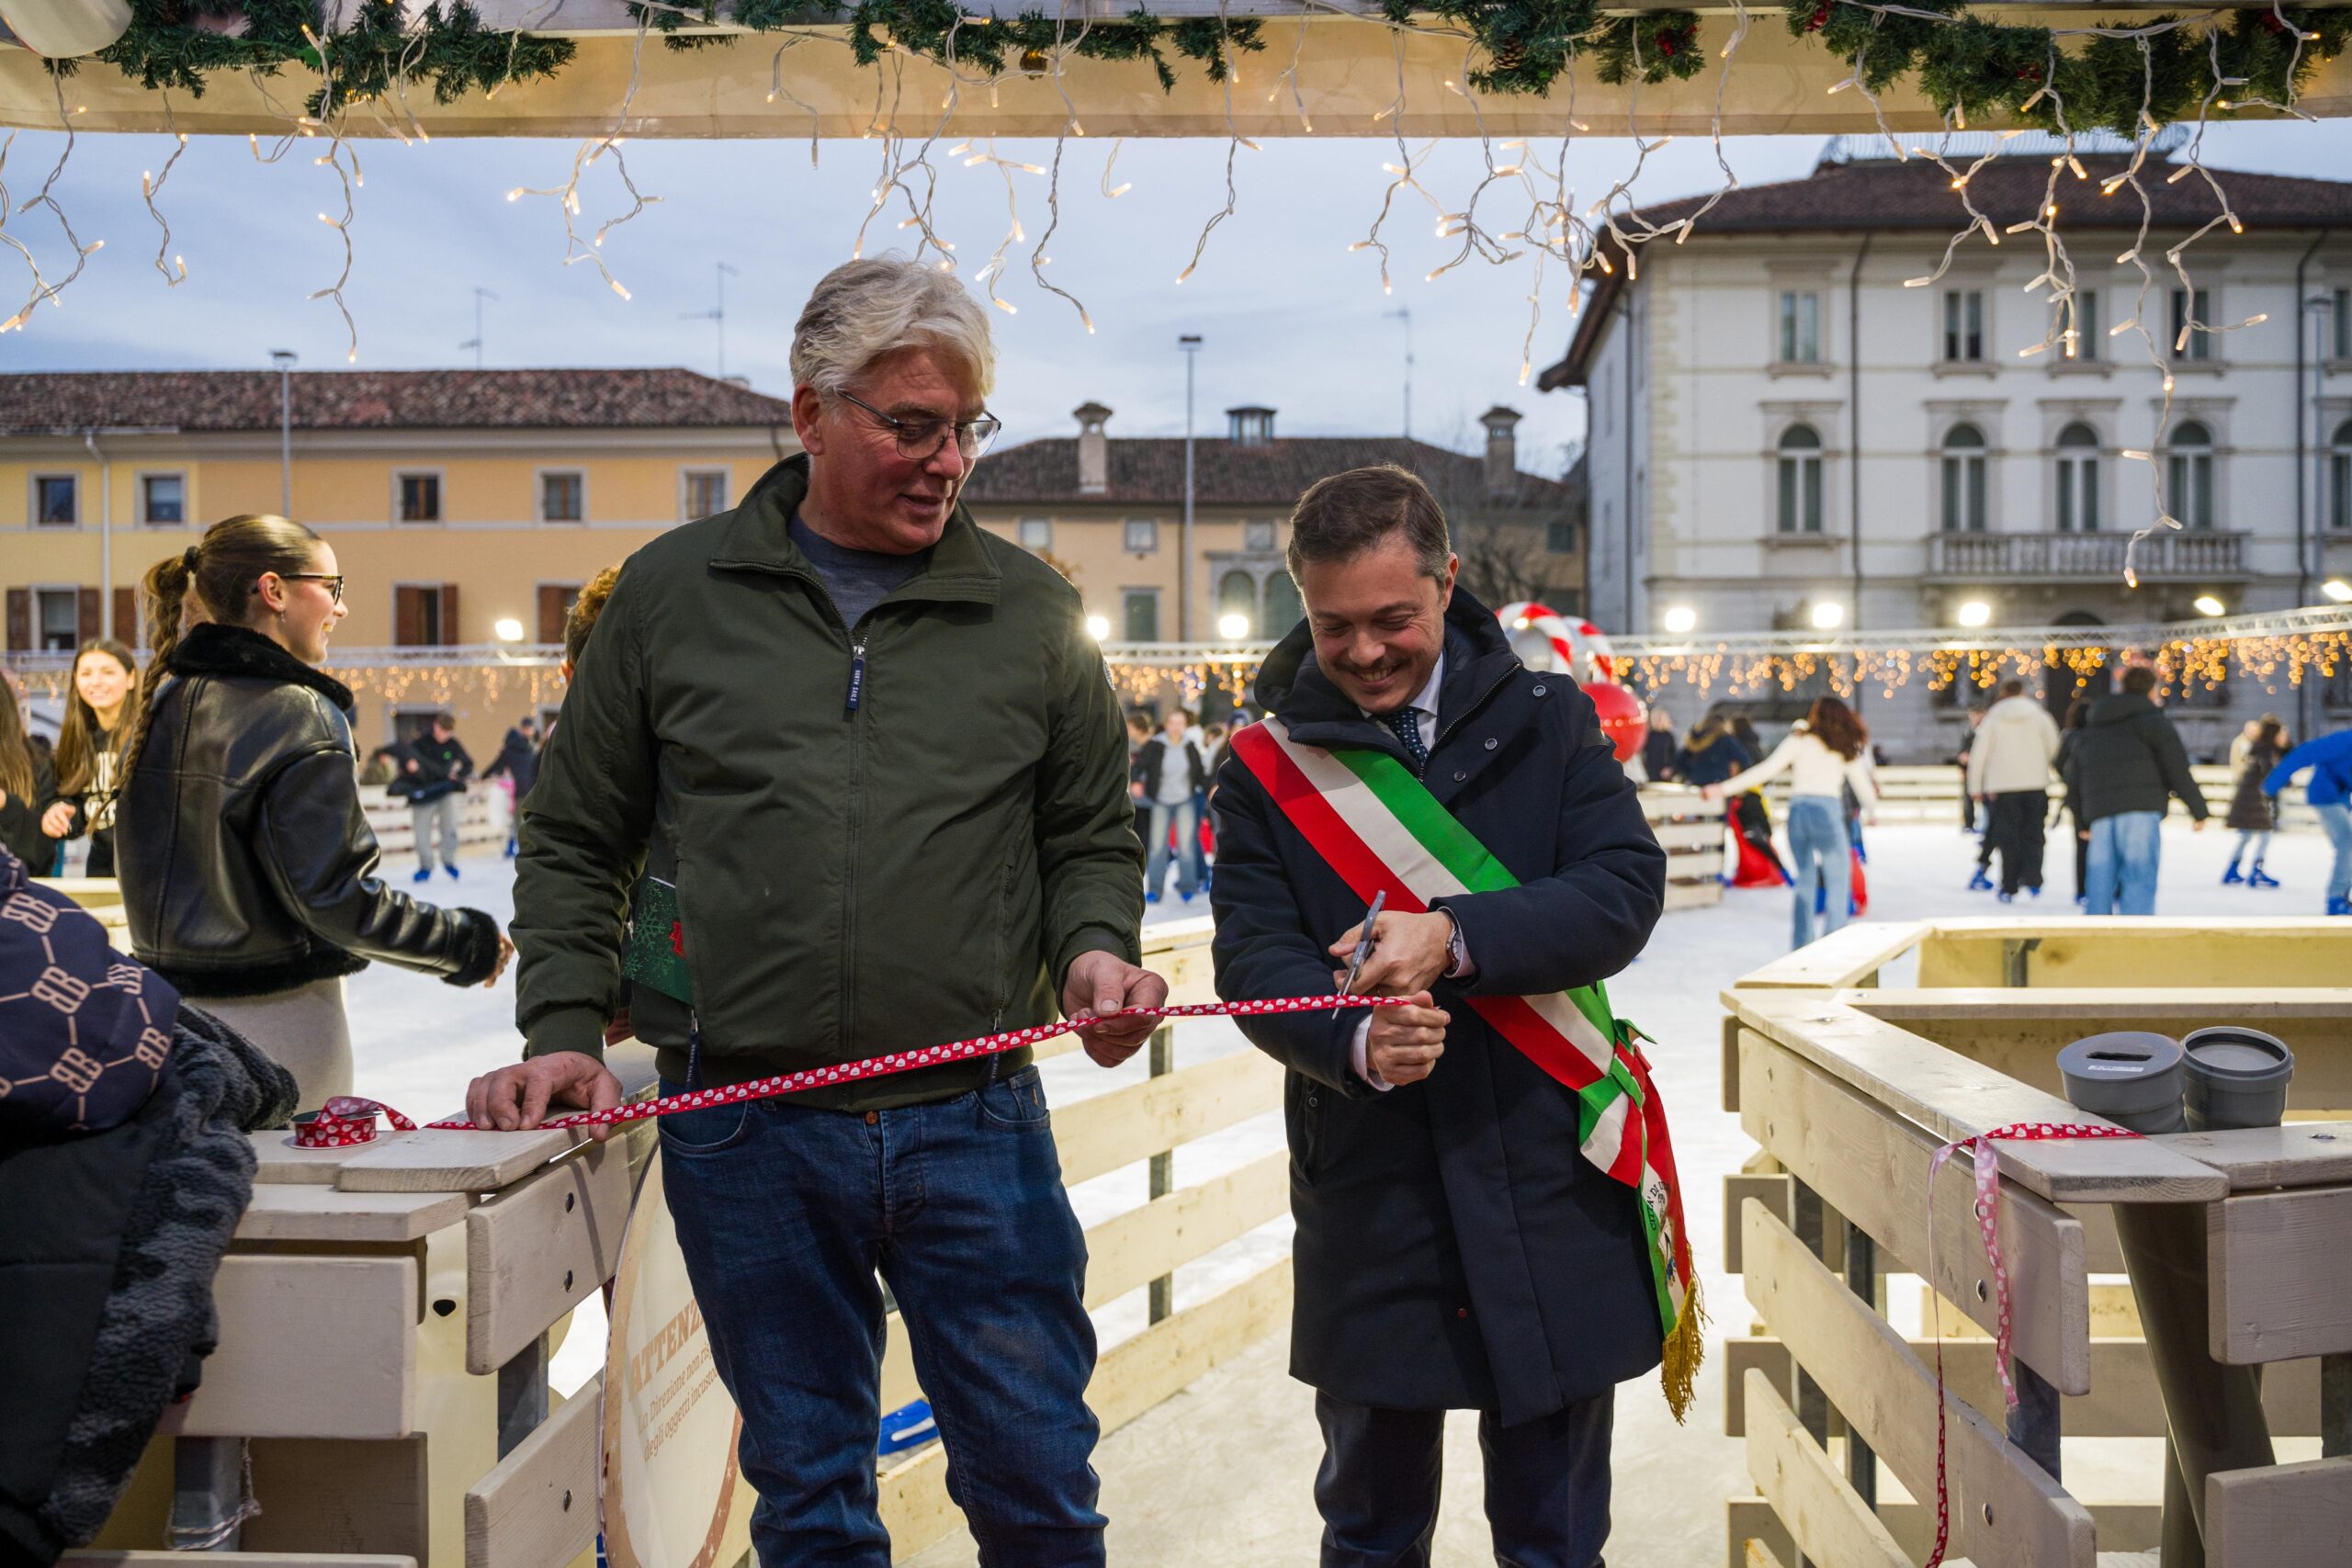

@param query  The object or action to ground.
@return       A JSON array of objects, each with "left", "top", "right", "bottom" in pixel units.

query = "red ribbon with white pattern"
[
  {"left": 285, "top": 995, "right": 1415, "bottom": 1148},
  {"left": 1919, "top": 1121, "right": 2143, "bottom": 1568}
]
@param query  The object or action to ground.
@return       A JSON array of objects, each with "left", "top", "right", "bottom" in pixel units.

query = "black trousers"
[
  {"left": 1987, "top": 790, "right": 2049, "bottom": 895},
  {"left": 1313, "top": 1389, "right": 1614, "bottom": 1568}
]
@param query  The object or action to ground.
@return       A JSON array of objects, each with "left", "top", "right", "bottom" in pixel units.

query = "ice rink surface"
[{"left": 344, "top": 813, "right": 2340, "bottom": 1565}]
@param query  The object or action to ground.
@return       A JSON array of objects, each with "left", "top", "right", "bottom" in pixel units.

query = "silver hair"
[{"left": 790, "top": 255, "right": 996, "bottom": 400}]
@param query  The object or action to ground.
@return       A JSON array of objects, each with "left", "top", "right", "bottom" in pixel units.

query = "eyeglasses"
[
  {"left": 266, "top": 572, "right": 346, "bottom": 604},
  {"left": 835, "top": 389, "right": 1002, "bottom": 462}
]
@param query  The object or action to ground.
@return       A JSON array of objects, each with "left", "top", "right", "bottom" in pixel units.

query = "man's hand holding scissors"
[{"left": 1327, "top": 892, "right": 1453, "bottom": 1088}]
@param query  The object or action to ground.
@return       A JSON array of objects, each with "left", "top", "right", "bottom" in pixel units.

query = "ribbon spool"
[{"left": 291, "top": 1096, "right": 416, "bottom": 1148}]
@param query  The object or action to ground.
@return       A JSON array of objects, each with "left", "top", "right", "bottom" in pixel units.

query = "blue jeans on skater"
[
  {"left": 1148, "top": 798, "right": 1200, "bottom": 899},
  {"left": 2084, "top": 810, "right": 2163, "bottom": 916},
  {"left": 658, "top": 1064, "right": 1105, "bottom": 1567},
  {"left": 2318, "top": 801, "right": 2352, "bottom": 905},
  {"left": 1785, "top": 795, "right": 1850, "bottom": 951}
]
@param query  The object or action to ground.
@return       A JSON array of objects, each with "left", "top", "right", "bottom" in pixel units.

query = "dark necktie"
[{"left": 1383, "top": 708, "right": 1429, "bottom": 777}]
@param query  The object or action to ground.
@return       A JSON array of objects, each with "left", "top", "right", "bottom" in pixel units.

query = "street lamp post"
[
  {"left": 270, "top": 349, "right": 297, "bottom": 517},
  {"left": 2303, "top": 292, "right": 2335, "bottom": 743},
  {"left": 1180, "top": 333, "right": 1203, "bottom": 643},
  {"left": 1384, "top": 307, "right": 1413, "bottom": 440}
]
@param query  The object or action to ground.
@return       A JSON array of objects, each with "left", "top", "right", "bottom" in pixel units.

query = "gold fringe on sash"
[{"left": 1660, "top": 1275, "right": 1708, "bottom": 1425}]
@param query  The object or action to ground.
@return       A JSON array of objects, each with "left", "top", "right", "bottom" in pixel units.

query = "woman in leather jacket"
[{"left": 115, "top": 514, "right": 512, "bottom": 1111}]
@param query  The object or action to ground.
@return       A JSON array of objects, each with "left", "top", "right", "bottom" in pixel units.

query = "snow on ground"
[{"left": 345, "top": 814, "right": 2341, "bottom": 1537}]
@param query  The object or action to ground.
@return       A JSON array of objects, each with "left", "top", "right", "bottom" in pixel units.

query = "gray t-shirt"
[{"left": 789, "top": 513, "right": 930, "bottom": 632}]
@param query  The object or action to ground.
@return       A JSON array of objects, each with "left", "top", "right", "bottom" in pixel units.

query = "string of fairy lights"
[{"left": 0, "top": 3, "right": 2340, "bottom": 575}]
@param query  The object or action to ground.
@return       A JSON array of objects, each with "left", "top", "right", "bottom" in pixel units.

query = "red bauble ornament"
[{"left": 1584, "top": 680, "right": 1648, "bottom": 765}]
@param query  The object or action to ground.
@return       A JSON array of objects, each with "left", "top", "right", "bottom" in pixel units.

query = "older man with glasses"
[{"left": 465, "top": 256, "right": 1162, "bottom": 1566}]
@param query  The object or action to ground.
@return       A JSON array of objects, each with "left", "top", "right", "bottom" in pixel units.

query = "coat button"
[
  {"left": 1453, "top": 770, "right": 1467, "bottom": 783},
  {"left": 865, "top": 1111, "right": 879, "bottom": 1124},
  {"left": 1532, "top": 683, "right": 1547, "bottom": 696},
  {"left": 1306, "top": 1091, "right": 1320, "bottom": 1109},
  {"left": 1456, "top": 1306, "right": 1470, "bottom": 1318},
  {"left": 1484, "top": 738, "right": 1499, "bottom": 751}
]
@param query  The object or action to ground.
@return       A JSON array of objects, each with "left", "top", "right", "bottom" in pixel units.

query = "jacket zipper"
[
  {"left": 841, "top": 624, "right": 865, "bottom": 1070},
  {"left": 846, "top": 642, "right": 866, "bottom": 715}
]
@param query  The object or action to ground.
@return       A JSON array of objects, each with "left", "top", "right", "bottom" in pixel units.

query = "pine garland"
[{"left": 52, "top": 2, "right": 2352, "bottom": 130}]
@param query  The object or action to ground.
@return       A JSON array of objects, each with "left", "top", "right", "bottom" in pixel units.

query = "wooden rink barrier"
[
  {"left": 1733, "top": 765, "right": 2314, "bottom": 830},
  {"left": 63, "top": 914, "right": 1289, "bottom": 1568},
  {"left": 1719, "top": 917, "right": 2352, "bottom": 1568},
  {"left": 1641, "top": 789, "right": 1726, "bottom": 913}
]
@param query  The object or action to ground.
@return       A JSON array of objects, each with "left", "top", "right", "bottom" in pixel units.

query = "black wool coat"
[{"left": 1210, "top": 591, "right": 1668, "bottom": 1425}]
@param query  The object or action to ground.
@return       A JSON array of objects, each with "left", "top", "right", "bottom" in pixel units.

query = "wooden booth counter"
[
  {"left": 1719, "top": 917, "right": 2352, "bottom": 1568},
  {"left": 70, "top": 917, "right": 1284, "bottom": 1568}
]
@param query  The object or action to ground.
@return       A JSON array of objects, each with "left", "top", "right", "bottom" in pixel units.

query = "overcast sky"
[{"left": 5, "top": 118, "right": 2350, "bottom": 473}]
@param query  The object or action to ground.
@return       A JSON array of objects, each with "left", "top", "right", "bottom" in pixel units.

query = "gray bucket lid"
[
  {"left": 2181, "top": 1026, "right": 2294, "bottom": 1089},
  {"left": 2057, "top": 1032, "right": 2186, "bottom": 1123}
]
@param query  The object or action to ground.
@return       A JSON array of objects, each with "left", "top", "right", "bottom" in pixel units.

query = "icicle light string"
[
  {"left": 1027, "top": 0, "right": 1098, "bottom": 332},
  {"left": 141, "top": 92, "right": 188, "bottom": 287},
  {"left": 1175, "top": 5, "right": 1252, "bottom": 287},
  {"left": 506, "top": 17, "right": 662, "bottom": 302},
  {"left": 1350, "top": 24, "right": 1446, "bottom": 296},
  {"left": 0, "top": 73, "right": 102, "bottom": 336},
  {"left": 769, "top": 39, "right": 824, "bottom": 166},
  {"left": 301, "top": 28, "right": 362, "bottom": 364}
]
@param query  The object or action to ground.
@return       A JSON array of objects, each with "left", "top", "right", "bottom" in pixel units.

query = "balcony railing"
[{"left": 1926, "top": 528, "right": 2248, "bottom": 581}]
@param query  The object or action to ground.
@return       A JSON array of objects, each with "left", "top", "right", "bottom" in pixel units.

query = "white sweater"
[{"left": 1716, "top": 728, "right": 1880, "bottom": 807}]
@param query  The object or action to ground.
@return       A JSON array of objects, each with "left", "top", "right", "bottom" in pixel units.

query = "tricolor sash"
[{"left": 1228, "top": 714, "right": 1703, "bottom": 1421}]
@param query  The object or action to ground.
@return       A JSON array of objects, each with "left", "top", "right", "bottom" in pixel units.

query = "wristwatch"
[{"left": 1438, "top": 906, "right": 1469, "bottom": 979}]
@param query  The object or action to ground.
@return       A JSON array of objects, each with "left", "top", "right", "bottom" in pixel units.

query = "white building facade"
[{"left": 1544, "top": 136, "right": 2352, "bottom": 760}]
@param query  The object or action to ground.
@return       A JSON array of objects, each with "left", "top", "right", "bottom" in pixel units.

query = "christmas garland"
[{"left": 44, "top": 2, "right": 2352, "bottom": 127}]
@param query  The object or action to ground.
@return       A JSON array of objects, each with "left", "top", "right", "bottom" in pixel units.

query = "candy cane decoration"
[{"left": 1497, "top": 601, "right": 1616, "bottom": 682}]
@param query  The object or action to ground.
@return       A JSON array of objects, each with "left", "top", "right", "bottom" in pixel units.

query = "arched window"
[
  {"left": 1940, "top": 423, "right": 1988, "bottom": 533},
  {"left": 1777, "top": 424, "right": 1824, "bottom": 535},
  {"left": 1216, "top": 570, "right": 1257, "bottom": 637},
  {"left": 1262, "top": 570, "right": 1303, "bottom": 638},
  {"left": 2054, "top": 423, "right": 2101, "bottom": 533},
  {"left": 2331, "top": 417, "right": 2352, "bottom": 532},
  {"left": 2166, "top": 420, "right": 2215, "bottom": 530}
]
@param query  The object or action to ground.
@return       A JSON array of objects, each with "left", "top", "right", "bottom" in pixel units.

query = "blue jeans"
[
  {"left": 658, "top": 1065, "right": 1104, "bottom": 1566},
  {"left": 2318, "top": 801, "right": 2352, "bottom": 903},
  {"left": 2084, "top": 810, "right": 2164, "bottom": 915},
  {"left": 1785, "top": 796, "right": 1851, "bottom": 951},
  {"left": 1147, "top": 798, "right": 1199, "bottom": 897}
]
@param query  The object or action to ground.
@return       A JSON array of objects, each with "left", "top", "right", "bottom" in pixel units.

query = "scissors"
[{"left": 1334, "top": 890, "right": 1387, "bottom": 1015}]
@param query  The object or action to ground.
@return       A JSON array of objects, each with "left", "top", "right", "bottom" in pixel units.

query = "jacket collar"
[
  {"left": 1252, "top": 584, "right": 1521, "bottom": 760},
  {"left": 170, "top": 623, "right": 354, "bottom": 711},
  {"left": 709, "top": 453, "right": 1003, "bottom": 607}
]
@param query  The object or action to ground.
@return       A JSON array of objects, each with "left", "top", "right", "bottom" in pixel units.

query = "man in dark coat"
[
  {"left": 2061, "top": 664, "right": 2209, "bottom": 914},
  {"left": 1211, "top": 465, "right": 1668, "bottom": 1568}
]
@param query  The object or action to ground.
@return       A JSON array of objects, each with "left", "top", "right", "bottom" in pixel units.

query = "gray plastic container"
[
  {"left": 2055, "top": 1031, "right": 2188, "bottom": 1135},
  {"left": 2180, "top": 1026, "right": 2295, "bottom": 1133}
]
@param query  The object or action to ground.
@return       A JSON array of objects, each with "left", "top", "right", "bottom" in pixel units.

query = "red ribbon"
[
  {"left": 1920, "top": 1122, "right": 2142, "bottom": 1568},
  {"left": 286, "top": 996, "right": 1417, "bottom": 1147}
]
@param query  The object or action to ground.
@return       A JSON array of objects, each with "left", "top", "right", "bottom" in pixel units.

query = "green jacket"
[{"left": 513, "top": 456, "right": 1144, "bottom": 1110}]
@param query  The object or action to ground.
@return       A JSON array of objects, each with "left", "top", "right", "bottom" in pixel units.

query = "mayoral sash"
[{"left": 1228, "top": 715, "right": 1702, "bottom": 1419}]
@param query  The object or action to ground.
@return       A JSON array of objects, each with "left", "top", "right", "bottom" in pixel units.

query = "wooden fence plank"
[
  {"left": 334, "top": 1126, "right": 582, "bottom": 1195},
  {"left": 234, "top": 1187, "right": 468, "bottom": 1244},
  {"left": 169, "top": 1256, "right": 416, "bottom": 1438},
  {"left": 1739, "top": 1031, "right": 2091, "bottom": 1392},
  {"left": 2154, "top": 1122, "right": 2352, "bottom": 1190},
  {"left": 1743, "top": 1372, "right": 1909, "bottom": 1568},
  {"left": 1725, "top": 993, "right": 2226, "bottom": 1204},
  {"left": 2205, "top": 1456, "right": 2352, "bottom": 1568},
  {"left": 1722, "top": 1172, "right": 1792, "bottom": 1276},
  {"left": 465, "top": 1140, "right": 634, "bottom": 1374},
  {"left": 2209, "top": 1187, "right": 2352, "bottom": 1364},
  {"left": 1726, "top": 1337, "right": 2319, "bottom": 1439},
  {"left": 1724, "top": 1496, "right": 1795, "bottom": 1568},
  {"left": 62, "top": 1556, "right": 416, "bottom": 1567},
  {"left": 1741, "top": 1200, "right": 2095, "bottom": 1568},
  {"left": 1727, "top": 922, "right": 1928, "bottom": 990},
  {"left": 464, "top": 1379, "right": 600, "bottom": 1568},
  {"left": 1052, "top": 1050, "right": 1281, "bottom": 1188},
  {"left": 1082, "top": 1150, "right": 1288, "bottom": 1311}
]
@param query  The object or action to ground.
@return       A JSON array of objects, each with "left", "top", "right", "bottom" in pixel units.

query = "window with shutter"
[{"left": 538, "top": 583, "right": 580, "bottom": 644}]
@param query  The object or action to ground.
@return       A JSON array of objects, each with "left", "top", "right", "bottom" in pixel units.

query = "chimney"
[
  {"left": 1480, "top": 406, "right": 1522, "bottom": 496},
  {"left": 1226, "top": 406, "right": 1275, "bottom": 447},
  {"left": 1074, "top": 401, "right": 1112, "bottom": 496}
]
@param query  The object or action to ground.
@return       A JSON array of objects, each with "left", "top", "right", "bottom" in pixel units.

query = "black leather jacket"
[{"left": 117, "top": 624, "right": 501, "bottom": 998}]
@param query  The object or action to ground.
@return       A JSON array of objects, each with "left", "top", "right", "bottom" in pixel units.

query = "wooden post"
[
  {"left": 1845, "top": 1220, "right": 1878, "bottom": 1506},
  {"left": 497, "top": 1328, "right": 551, "bottom": 1460},
  {"left": 1792, "top": 1179, "right": 1828, "bottom": 1568},
  {"left": 1148, "top": 1022, "right": 1175, "bottom": 1325},
  {"left": 168, "top": 1437, "right": 248, "bottom": 1551},
  {"left": 2007, "top": 1360, "right": 2063, "bottom": 1483},
  {"left": 2323, "top": 1354, "right": 2352, "bottom": 1460}
]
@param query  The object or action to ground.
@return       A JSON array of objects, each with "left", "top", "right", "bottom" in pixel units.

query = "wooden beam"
[
  {"left": 2205, "top": 1456, "right": 2352, "bottom": 1567},
  {"left": 2154, "top": 1123, "right": 2352, "bottom": 1191},
  {"left": 62, "top": 1556, "right": 416, "bottom": 1567},
  {"left": 1052, "top": 1049, "right": 1281, "bottom": 1188},
  {"left": 168, "top": 1257, "right": 416, "bottom": 1439},
  {"left": 464, "top": 1379, "right": 601, "bottom": 1568},
  {"left": 1727, "top": 1337, "right": 2321, "bottom": 1440},
  {"left": 1912, "top": 922, "right": 2352, "bottom": 991},
  {"left": 2209, "top": 1187, "right": 2352, "bottom": 1364},
  {"left": 1081, "top": 1150, "right": 1287, "bottom": 1311},
  {"left": 234, "top": 1186, "right": 468, "bottom": 1244},
  {"left": 1740, "top": 1031, "right": 2091, "bottom": 1392},
  {"left": 1724, "top": 1497, "right": 1796, "bottom": 1568},
  {"left": 465, "top": 1139, "right": 634, "bottom": 1374},
  {"left": 1729, "top": 923, "right": 1928, "bottom": 991},
  {"left": 1724, "top": 992, "right": 2226, "bottom": 1204},
  {"left": 1743, "top": 1372, "right": 1910, "bottom": 1568},
  {"left": 1722, "top": 1172, "right": 1792, "bottom": 1276},
  {"left": 334, "top": 1125, "right": 583, "bottom": 1194},
  {"left": 1742, "top": 1200, "right": 2095, "bottom": 1567}
]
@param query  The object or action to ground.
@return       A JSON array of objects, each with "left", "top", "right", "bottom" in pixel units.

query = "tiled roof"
[
  {"left": 1538, "top": 152, "right": 2352, "bottom": 389},
  {"left": 0, "top": 368, "right": 793, "bottom": 435},
  {"left": 962, "top": 434, "right": 1569, "bottom": 510}
]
